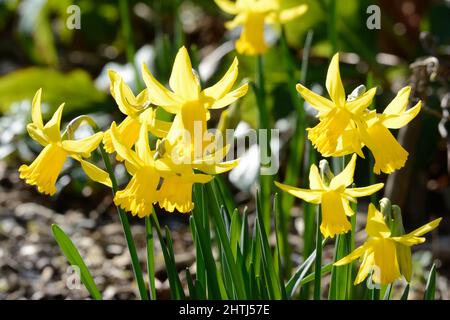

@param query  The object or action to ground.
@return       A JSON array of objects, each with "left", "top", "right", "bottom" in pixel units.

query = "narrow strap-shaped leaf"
[
  {"left": 51, "top": 224, "right": 102, "bottom": 300},
  {"left": 400, "top": 284, "right": 410, "bottom": 300},
  {"left": 145, "top": 216, "right": 157, "bottom": 300},
  {"left": 424, "top": 263, "right": 437, "bottom": 300},
  {"left": 205, "top": 182, "right": 247, "bottom": 299}
]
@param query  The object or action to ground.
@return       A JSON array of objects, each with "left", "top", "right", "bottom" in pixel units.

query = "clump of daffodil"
[
  {"left": 358, "top": 86, "right": 421, "bottom": 174},
  {"left": 215, "top": 0, "right": 308, "bottom": 55},
  {"left": 296, "top": 53, "right": 377, "bottom": 158},
  {"left": 335, "top": 203, "right": 441, "bottom": 285},
  {"left": 103, "top": 70, "right": 172, "bottom": 160},
  {"left": 110, "top": 120, "right": 238, "bottom": 216},
  {"left": 142, "top": 46, "right": 248, "bottom": 161},
  {"left": 19, "top": 89, "right": 111, "bottom": 195},
  {"left": 275, "top": 154, "right": 384, "bottom": 238}
]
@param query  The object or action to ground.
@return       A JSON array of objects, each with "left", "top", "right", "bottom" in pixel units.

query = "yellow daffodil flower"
[
  {"left": 142, "top": 46, "right": 248, "bottom": 161},
  {"left": 358, "top": 86, "right": 421, "bottom": 174},
  {"left": 19, "top": 90, "right": 112, "bottom": 195},
  {"left": 109, "top": 121, "right": 165, "bottom": 218},
  {"left": 335, "top": 203, "right": 441, "bottom": 285},
  {"left": 275, "top": 154, "right": 384, "bottom": 238},
  {"left": 103, "top": 70, "right": 172, "bottom": 159},
  {"left": 215, "top": 0, "right": 308, "bottom": 55},
  {"left": 156, "top": 143, "right": 240, "bottom": 213},
  {"left": 296, "top": 53, "right": 377, "bottom": 157}
]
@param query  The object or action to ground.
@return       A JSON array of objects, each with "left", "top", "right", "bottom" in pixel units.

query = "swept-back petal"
[
  {"left": 365, "top": 203, "right": 391, "bottom": 238},
  {"left": 135, "top": 122, "right": 153, "bottom": 165},
  {"left": 381, "top": 101, "right": 421, "bottom": 129},
  {"left": 296, "top": 84, "right": 334, "bottom": 113},
  {"left": 354, "top": 247, "right": 375, "bottom": 285},
  {"left": 142, "top": 63, "right": 182, "bottom": 113},
  {"left": 203, "top": 57, "right": 239, "bottom": 100},
  {"left": 403, "top": 217, "right": 442, "bottom": 238},
  {"left": 27, "top": 124, "right": 48, "bottom": 146},
  {"left": 215, "top": 0, "right": 238, "bottom": 14},
  {"left": 32, "top": 89, "right": 44, "bottom": 129},
  {"left": 169, "top": 46, "right": 200, "bottom": 101},
  {"left": 346, "top": 87, "right": 377, "bottom": 114},
  {"left": 109, "top": 122, "right": 142, "bottom": 171},
  {"left": 330, "top": 153, "right": 357, "bottom": 189},
  {"left": 74, "top": 157, "right": 112, "bottom": 187},
  {"left": 383, "top": 86, "right": 411, "bottom": 115},
  {"left": 43, "top": 103, "right": 64, "bottom": 143},
  {"left": 274, "top": 181, "right": 322, "bottom": 204},
  {"left": 326, "top": 53, "right": 346, "bottom": 107},
  {"left": 208, "top": 83, "right": 249, "bottom": 109},
  {"left": 345, "top": 183, "right": 384, "bottom": 198},
  {"left": 62, "top": 132, "right": 103, "bottom": 158},
  {"left": 334, "top": 243, "right": 367, "bottom": 266},
  {"left": 309, "top": 164, "right": 324, "bottom": 190},
  {"left": 279, "top": 4, "right": 308, "bottom": 23}
]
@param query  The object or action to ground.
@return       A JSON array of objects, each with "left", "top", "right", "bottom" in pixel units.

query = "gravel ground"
[{"left": 1, "top": 161, "right": 449, "bottom": 300}]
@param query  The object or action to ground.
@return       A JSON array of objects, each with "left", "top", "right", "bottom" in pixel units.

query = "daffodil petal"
[
  {"left": 214, "top": 0, "right": 238, "bottom": 14},
  {"left": 274, "top": 181, "right": 322, "bottom": 204},
  {"left": 365, "top": 203, "right": 391, "bottom": 238},
  {"left": 109, "top": 122, "right": 142, "bottom": 171},
  {"left": 203, "top": 57, "right": 239, "bottom": 101},
  {"left": 326, "top": 53, "right": 346, "bottom": 107},
  {"left": 383, "top": 86, "right": 411, "bottom": 115},
  {"left": 75, "top": 157, "right": 112, "bottom": 188},
  {"left": 296, "top": 84, "right": 334, "bottom": 113},
  {"left": 62, "top": 132, "right": 103, "bottom": 158},
  {"left": 334, "top": 243, "right": 367, "bottom": 266},
  {"left": 404, "top": 217, "right": 442, "bottom": 238},
  {"left": 27, "top": 123, "right": 48, "bottom": 146},
  {"left": 169, "top": 46, "right": 200, "bottom": 101},
  {"left": 135, "top": 122, "right": 153, "bottom": 165},
  {"left": 209, "top": 83, "right": 249, "bottom": 109},
  {"left": 43, "top": 103, "right": 64, "bottom": 143},
  {"left": 309, "top": 164, "right": 324, "bottom": 190},
  {"left": 354, "top": 248, "right": 375, "bottom": 285},
  {"left": 345, "top": 183, "right": 384, "bottom": 198},
  {"left": 346, "top": 87, "right": 377, "bottom": 114},
  {"left": 395, "top": 243, "right": 412, "bottom": 282},
  {"left": 31, "top": 89, "right": 44, "bottom": 129},
  {"left": 142, "top": 63, "right": 182, "bottom": 113},
  {"left": 372, "top": 238, "right": 401, "bottom": 285},
  {"left": 381, "top": 101, "right": 421, "bottom": 129},
  {"left": 279, "top": 4, "right": 308, "bottom": 23},
  {"left": 329, "top": 153, "right": 357, "bottom": 189}
]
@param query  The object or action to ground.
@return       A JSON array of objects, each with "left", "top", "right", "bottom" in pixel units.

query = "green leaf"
[
  {"left": 0, "top": 68, "right": 105, "bottom": 113},
  {"left": 424, "top": 263, "right": 437, "bottom": 300},
  {"left": 51, "top": 224, "right": 102, "bottom": 300},
  {"left": 400, "top": 284, "right": 410, "bottom": 300},
  {"left": 145, "top": 217, "right": 157, "bottom": 300},
  {"left": 256, "top": 192, "right": 282, "bottom": 299},
  {"left": 205, "top": 182, "right": 247, "bottom": 299}
]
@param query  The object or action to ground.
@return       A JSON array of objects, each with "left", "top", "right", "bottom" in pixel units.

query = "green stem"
[
  {"left": 99, "top": 147, "right": 149, "bottom": 300},
  {"left": 118, "top": 0, "right": 142, "bottom": 90},
  {"left": 328, "top": 0, "right": 338, "bottom": 53},
  {"left": 145, "top": 216, "right": 157, "bottom": 299},
  {"left": 255, "top": 55, "right": 272, "bottom": 234},
  {"left": 313, "top": 206, "right": 323, "bottom": 300}
]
